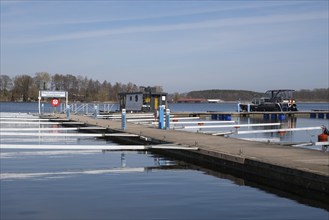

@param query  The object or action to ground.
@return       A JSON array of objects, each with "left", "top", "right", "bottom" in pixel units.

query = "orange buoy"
[{"left": 318, "top": 133, "right": 328, "bottom": 142}]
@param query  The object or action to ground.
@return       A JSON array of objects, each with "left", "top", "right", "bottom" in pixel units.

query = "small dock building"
[{"left": 118, "top": 86, "right": 167, "bottom": 112}]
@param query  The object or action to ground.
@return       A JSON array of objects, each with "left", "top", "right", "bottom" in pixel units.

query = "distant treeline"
[
  {"left": 0, "top": 73, "right": 162, "bottom": 102},
  {"left": 185, "top": 90, "right": 262, "bottom": 101},
  {"left": 0, "top": 73, "right": 327, "bottom": 102},
  {"left": 176, "top": 89, "right": 329, "bottom": 102}
]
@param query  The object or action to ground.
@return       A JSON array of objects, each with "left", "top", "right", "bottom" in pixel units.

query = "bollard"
[
  {"left": 278, "top": 113, "right": 285, "bottom": 121},
  {"left": 211, "top": 114, "right": 218, "bottom": 120},
  {"left": 121, "top": 109, "right": 126, "bottom": 130},
  {"left": 263, "top": 113, "right": 270, "bottom": 120},
  {"left": 94, "top": 105, "right": 99, "bottom": 119},
  {"left": 247, "top": 104, "right": 251, "bottom": 113},
  {"left": 66, "top": 105, "right": 71, "bottom": 119},
  {"left": 165, "top": 108, "right": 170, "bottom": 129},
  {"left": 271, "top": 114, "right": 277, "bottom": 120},
  {"left": 224, "top": 114, "right": 231, "bottom": 121},
  {"left": 237, "top": 103, "right": 241, "bottom": 113},
  {"left": 158, "top": 105, "right": 165, "bottom": 129}
]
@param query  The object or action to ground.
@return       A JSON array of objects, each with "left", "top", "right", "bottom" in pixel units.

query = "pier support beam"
[
  {"left": 158, "top": 105, "right": 165, "bottom": 129},
  {"left": 121, "top": 109, "right": 126, "bottom": 130},
  {"left": 66, "top": 105, "right": 71, "bottom": 119},
  {"left": 165, "top": 108, "right": 170, "bottom": 130}
]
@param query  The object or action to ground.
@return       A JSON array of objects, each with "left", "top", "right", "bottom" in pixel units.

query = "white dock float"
[
  {"left": 0, "top": 127, "right": 80, "bottom": 131},
  {"left": 0, "top": 144, "right": 146, "bottom": 150},
  {"left": 128, "top": 118, "right": 155, "bottom": 122},
  {"left": 0, "top": 121, "right": 84, "bottom": 125},
  {"left": 177, "top": 122, "right": 281, "bottom": 130},
  {"left": 0, "top": 118, "right": 49, "bottom": 121},
  {"left": 0, "top": 121, "right": 62, "bottom": 124},
  {"left": 150, "top": 144, "right": 199, "bottom": 150},
  {"left": 0, "top": 144, "right": 199, "bottom": 151},
  {"left": 0, "top": 126, "right": 106, "bottom": 132},
  {"left": 61, "top": 122, "right": 85, "bottom": 125},
  {"left": 292, "top": 142, "right": 329, "bottom": 147},
  {"left": 0, "top": 132, "right": 104, "bottom": 137},
  {"left": 78, "top": 126, "right": 107, "bottom": 130},
  {"left": 104, "top": 133, "right": 139, "bottom": 137},
  {"left": 211, "top": 126, "right": 323, "bottom": 136},
  {"left": 150, "top": 120, "right": 236, "bottom": 125},
  {"left": 171, "top": 121, "right": 235, "bottom": 125},
  {"left": 0, "top": 132, "right": 139, "bottom": 138},
  {"left": 170, "top": 117, "right": 200, "bottom": 120},
  {"left": 235, "top": 126, "right": 323, "bottom": 135}
]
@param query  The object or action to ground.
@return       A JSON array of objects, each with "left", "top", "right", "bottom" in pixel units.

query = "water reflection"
[
  {"left": 184, "top": 161, "right": 329, "bottom": 212},
  {"left": 2, "top": 149, "right": 328, "bottom": 219}
]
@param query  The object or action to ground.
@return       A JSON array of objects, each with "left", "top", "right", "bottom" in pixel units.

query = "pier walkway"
[{"left": 53, "top": 113, "right": 329, "bottom": 195}]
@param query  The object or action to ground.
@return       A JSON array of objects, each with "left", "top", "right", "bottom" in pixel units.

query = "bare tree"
[
  {"left": 34, "top": 72, "right": 51, "bottom": 90},
  {"left": 0, "top": 75, "right": 13, "bottom": 101},
  {"left": 12, "top": 75, "right": 33, "bottom": 101}
]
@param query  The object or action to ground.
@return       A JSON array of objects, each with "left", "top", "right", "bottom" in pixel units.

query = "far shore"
[{"left": 0, "top": 100, "right": 328, "bottom": 104}]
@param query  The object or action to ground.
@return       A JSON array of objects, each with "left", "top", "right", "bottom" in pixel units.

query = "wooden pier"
[{"left": 48, "top": 113, "right": 329, "bottom": 200}]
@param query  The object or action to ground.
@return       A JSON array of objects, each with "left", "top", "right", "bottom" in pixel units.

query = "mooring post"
[
  {"left": 66, "top": 105, "right": 71, "bottom": 119},
  {"left": 247, "top": 103, "right": 251, "bottom": 113},
  {"left": 237, "top": 103, "right": 241, "bottom": 112},
  {"left": 121, "top": 109, "right": 126, "bottom": 130},
  {"left": 165, "top": 108, "right": 170, "bottom": 130},
  {"left": 94, "top": 104, "right": 99, "bottom": 119},
  {"left": 41, "top": 104, "right": 44, "bottom": 115},
  {"left": 158, "top": 105, "right": 165, "bottom": 129}
]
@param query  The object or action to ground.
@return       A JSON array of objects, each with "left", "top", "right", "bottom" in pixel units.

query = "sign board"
[
  {"left": 38, "top": 90, "right": 68, "bottom": 115},
  {"left": 51, "top": 98, "right": 60, "bottom": 107},
  {"left": 40, "top": 91, "right": 66, "bottom": 98}
]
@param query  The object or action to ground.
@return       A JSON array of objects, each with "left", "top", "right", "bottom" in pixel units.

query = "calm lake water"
[{"left": 1, "top": 102, "right": 328, "bottom": 220}]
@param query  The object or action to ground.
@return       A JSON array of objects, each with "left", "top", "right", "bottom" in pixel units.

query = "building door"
[{"left": 154, "top": 97, "right": 159, "bottom": 110}]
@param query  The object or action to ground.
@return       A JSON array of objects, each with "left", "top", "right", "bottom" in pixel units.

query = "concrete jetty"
[{"left": 52, "top": 114, "right": 329, "bottom": 198}]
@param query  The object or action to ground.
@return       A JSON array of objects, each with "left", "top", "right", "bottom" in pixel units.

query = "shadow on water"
[{"left": 147, "top": 152, "right": 329, "bottom": 212}]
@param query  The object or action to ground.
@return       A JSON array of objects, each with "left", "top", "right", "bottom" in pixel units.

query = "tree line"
[
  {"left": 1, "top": 73, "right": 328, "bottom": 102},
  {"left": 182, "top": 89, "right": 329, "bottom": 102},
  {"left": 0, "top": 72, "right": 144, "bottom": 102}
]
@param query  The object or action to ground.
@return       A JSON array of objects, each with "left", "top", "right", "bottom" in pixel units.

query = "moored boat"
[{"left": 239, "top": 89, "right": 298, "bottom": 112}]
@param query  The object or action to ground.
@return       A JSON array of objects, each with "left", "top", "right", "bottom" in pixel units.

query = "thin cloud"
[
  {"left": 8, "top": 11, "right": 327, "bottom": 44},
  {"left": 1, "top": 1, "right": 311, "bottom": 30}
]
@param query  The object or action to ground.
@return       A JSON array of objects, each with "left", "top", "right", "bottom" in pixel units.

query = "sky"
[{"left": 1, "top": 0, "right": 328, "bottom": 93}]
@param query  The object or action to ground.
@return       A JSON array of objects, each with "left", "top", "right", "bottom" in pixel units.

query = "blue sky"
[{"left": 1, "top": 1, "right": 328, "bottom": 93}]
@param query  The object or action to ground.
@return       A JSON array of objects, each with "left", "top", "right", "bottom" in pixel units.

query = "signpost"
[{"left": 39, "top": 91, "right": 68, "bottom": 115}]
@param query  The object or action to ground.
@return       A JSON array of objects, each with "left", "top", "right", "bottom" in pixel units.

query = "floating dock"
[
  {"left": 174, "top": 110, "right": 329, "bottom": 120},
  {"left": 46, "top": 113, "right": 329, "bottom": 201}
]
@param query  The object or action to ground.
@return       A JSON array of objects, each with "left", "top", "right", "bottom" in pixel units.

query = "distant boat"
[
  {"left": 239, "top": 89, "right": 298, "bottom": 112},
  {"left": 207, "top": 99, "right": 223, "bottom": 103}
]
